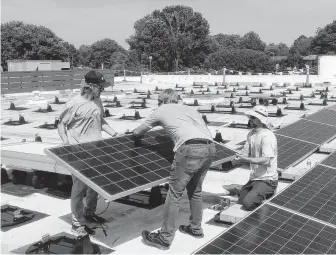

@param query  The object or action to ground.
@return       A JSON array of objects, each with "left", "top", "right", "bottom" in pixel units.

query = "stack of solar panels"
[
  {"left": 45, "top": 129, "right": 236, "bottom": 201},
  {"left": 194, "top": 151, "right": 336, "bottom": 254}
]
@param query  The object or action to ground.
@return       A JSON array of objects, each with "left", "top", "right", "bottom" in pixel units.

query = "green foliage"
[
  {"left": 63, "top": 42, "right": 79, "bottom": 67},
  {"left": 310, "top": 20, "right": 336, "bottom": 54},
  {"left": 89, "top": 38, "right": 128, "bottom": 69},
  {"left": 1, "top": 21, "right": 68, "bottom": 69},
  {"left": 241, "top": 31, "right": 266, "bottom": 51},
  {"left": 210, "top": 34, "right": 243, "bottom": 52},
  {"left": 265, "top": 43, "right": 290, "bottom": 56},
  {"left": 289, "top": 35, "right": 313, "bottom": 56},
  {"left": 204, "top": 48, "right": 272, "bottom": 73},
  {"left": 127, "top": 5, "right": 211, "bottom": 72}
]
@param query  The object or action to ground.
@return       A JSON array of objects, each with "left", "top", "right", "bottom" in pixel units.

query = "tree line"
[{"left": 1, "top": 5, "right": 336, "bottom": 73}]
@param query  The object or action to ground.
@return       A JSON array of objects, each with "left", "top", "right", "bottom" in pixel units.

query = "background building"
[{"left": 7, "top": 60, "right": 70, "bottom": 72}]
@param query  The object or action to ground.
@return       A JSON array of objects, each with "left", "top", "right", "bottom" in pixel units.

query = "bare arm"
[
  {"left": 57, "top": 121, "right": 69, "bottom": 145},
  {"left": 101, "top": 118, "right": 118, "bottom": 137},
  {"left": 132, "top": 124, "right": 152, "bottom": 138},
  {"left": 237, "top": 155, "right": 271, "bottom": 166}
]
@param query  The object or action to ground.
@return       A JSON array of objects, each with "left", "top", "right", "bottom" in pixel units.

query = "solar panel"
[
  {"left": 45, "top": 130, "right": 236, "bottom": 201},
  {"left": 213, "top": 143, "right": 236, "bottom": 164},
  {"left": 305, "top": 109, "right": 336, "bottom": 127},
  {"left": 321, "top": 151, "right": 336, "bottom": 169},
  {"left": 271, "top": 165, "right": 336, "bottom": 225},
  {"left": 276, "top": 134, "right": 318, "bottom": 170},
  {"left": 276, "top": 119, "right": 336, "bottom": 145},
  {"left": 328, "top": 104, "right": 336, "bottom": 112},
  {"left": 194, "top": 204, "right": 336, "bottom": 254}
]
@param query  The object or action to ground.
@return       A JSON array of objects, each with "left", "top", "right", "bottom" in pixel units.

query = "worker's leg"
[
  {"left": 71, "top": 175, "right": 87, "bottom": 227},
  {"left": 186, "top": 143, "right": 216, "bottom": 234},
  {"left": 238, "top": 180, "right": 254, "bottom": 204},
  {"left": 84, "top": 187, "right": 98, "bottom": 216},
  {"left": 159, "top": 144, "right": 211, "bottom": 244},
  {"left": 240, "top": 180, "right": 278, "bottom": 211}
]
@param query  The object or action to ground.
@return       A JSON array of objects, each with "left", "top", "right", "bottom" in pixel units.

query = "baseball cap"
[{"left": 84, "top": 70, "right": 111, "bottom": 88}]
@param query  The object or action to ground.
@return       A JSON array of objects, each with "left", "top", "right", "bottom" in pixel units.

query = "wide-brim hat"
[{"left": 245, "top": 105, "right": 269, "bottom": 126}]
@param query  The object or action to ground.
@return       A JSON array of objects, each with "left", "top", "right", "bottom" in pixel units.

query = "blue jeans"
[{"left": 158, "top": 142, "right": 216, "bottom": 244}]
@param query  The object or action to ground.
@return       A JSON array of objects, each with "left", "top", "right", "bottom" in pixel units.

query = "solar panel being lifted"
[
  {"left": 276, "top": 134, "right": 318, "bottom": 170},
  {"left": 45, "top": 129, "right": 236, "bottom": 201},
  {"left": 304, "top": 108, "right": 336, "bottom": 127},
  {"left": 194, "top": 204, "right": 336, "bottom": 254},
  {"left": 275, "top": 119, "right": 336, "bottom": 145},
  {"left": 271, "top": 164, "right": 336, "bottom": 226}
]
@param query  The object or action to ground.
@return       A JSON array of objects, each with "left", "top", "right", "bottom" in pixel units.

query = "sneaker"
[
  {"left": 179, "top": 225, "right": 204, "bottom": 238},
  {"left": 141, "top": 230, "right": 170, "bottom": 250},
  {"left": 84, "top": 213, "right": 106, "bottom": 224},
  {"left": 71, "top": 225, "right": 95, "bottom": 236}
]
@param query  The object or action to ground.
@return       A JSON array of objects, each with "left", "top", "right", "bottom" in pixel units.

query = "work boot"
[
  {"left": 179, "top": 225, "right": 204, "bottom": 238},
  {"left": 84, "top": 213, "right": 106, "bottom": 224},
  {"left": 71, "top": 225, "right": 95, "bottom": 236},
  {"left": 141, "top": 230, "right": 170, "bottom": 250}
]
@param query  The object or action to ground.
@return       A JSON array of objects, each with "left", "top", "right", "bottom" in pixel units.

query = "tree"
[
  {"left": 310, "top": 20, "right": 336, "bottom": 54},
  {"left": 289, "top": 35, "right": 313, "bottom": 56},
  {"left": 204, "top": 48, "right": 272, "bottom": 73},
  {"left": 63, "top": 42, "right": 79, "bottom": 68},
  {"left": 85, "top": 38, "right": 128, "bottom": 69},
  {"left": 77, "top": 45, "right": 93, "bottom": 68},
  {"left": 127, "top": 5, "right": 211, "bottom": 72},
  {"left": 241, "top": 31, "right": 266, "bottom": 52},
  {"left": 1, "top": 21, "right": 68, "bottom": 69},
  {"left": 210, "top": 34, "right": 243, "bottom": 52},
  {"left": 265, "top": 43, "right": 290, "bottom": 56}
]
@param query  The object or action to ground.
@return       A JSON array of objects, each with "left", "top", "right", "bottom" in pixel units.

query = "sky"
[{"left": 2, "top": 0, "right": 336, "bottom": 49}]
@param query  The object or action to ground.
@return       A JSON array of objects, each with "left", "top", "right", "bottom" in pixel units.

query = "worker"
[
  {"left": 131, "top": 89, "right": 216, "bottom": 250},
  {"left": 230, "top": 105, "right": 278, "bottom": 211},
  {"left": 58, "top": 70, "right": 118, "bottom": 236}
]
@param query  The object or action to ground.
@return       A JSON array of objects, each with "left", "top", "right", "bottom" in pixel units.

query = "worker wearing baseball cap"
[
  {"left": 229, "top": 105, "right": 278, "bottom": 211},
  {"left": 58, "top": 70, "right": 118, "bottom": 236}
]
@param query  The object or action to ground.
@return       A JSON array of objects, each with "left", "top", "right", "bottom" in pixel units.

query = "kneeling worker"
[
  {"left": 230, "top": 105, "right": 278, "bottom": 211},
  {"left": 131, "top": 89, "right": 216, "bottom": 250}
]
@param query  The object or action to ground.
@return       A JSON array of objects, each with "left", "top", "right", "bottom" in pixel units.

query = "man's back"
[{"left": 143, "top": 104, "right": 212, "bottom": 151}]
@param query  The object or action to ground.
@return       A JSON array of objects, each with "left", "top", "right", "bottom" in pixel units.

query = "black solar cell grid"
[
  {"left": 321, "top": 151, "right": 336, "bottom": 170},
  {"left": 46, "top": 129, "right": 236, "bottom": 201},
  {"left": 213, "top": 143, "right": 236, "bottom": 163},
  {"left": 275, "top": 119, "right": 336, "bottom": 145},
  {"left": 276, "top": 134, "right": 318, "bottom": 170},
  {"left": 305, "top": 109, "right": 336, "bottom": 127},
  {"left": 271, "top": 165, "right": 336, "bottom": 226},
  {"left": 195, "top": 204, "right": 336, "bottom": 254}
]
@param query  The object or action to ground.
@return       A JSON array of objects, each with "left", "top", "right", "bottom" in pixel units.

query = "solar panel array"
[
  {"left": 195, "top": 204, "right": 336, "bottom": 254},
  {"left": 305, "top": 108, "right": 336, "bottom": 127},
  {"left": 45, "top": 129, "right": 236, "bottom": 201},
  {"left": 271, "top": 165, "right": 336, "bottom": 225},
  {"left": 275, "top": 134, "right": 318, "bottom": 170},
  {"left": 275, "top": 119, "right": 336, "bottom": 145},
  {"left": 273, "top": 106, "right": 336, "bottom": 170},
  {"left": 321, "top": 151, "right": 336, "bottom": 169},
  {"left": 195, "top": 104, "right": 336, "bottom": 254}
]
